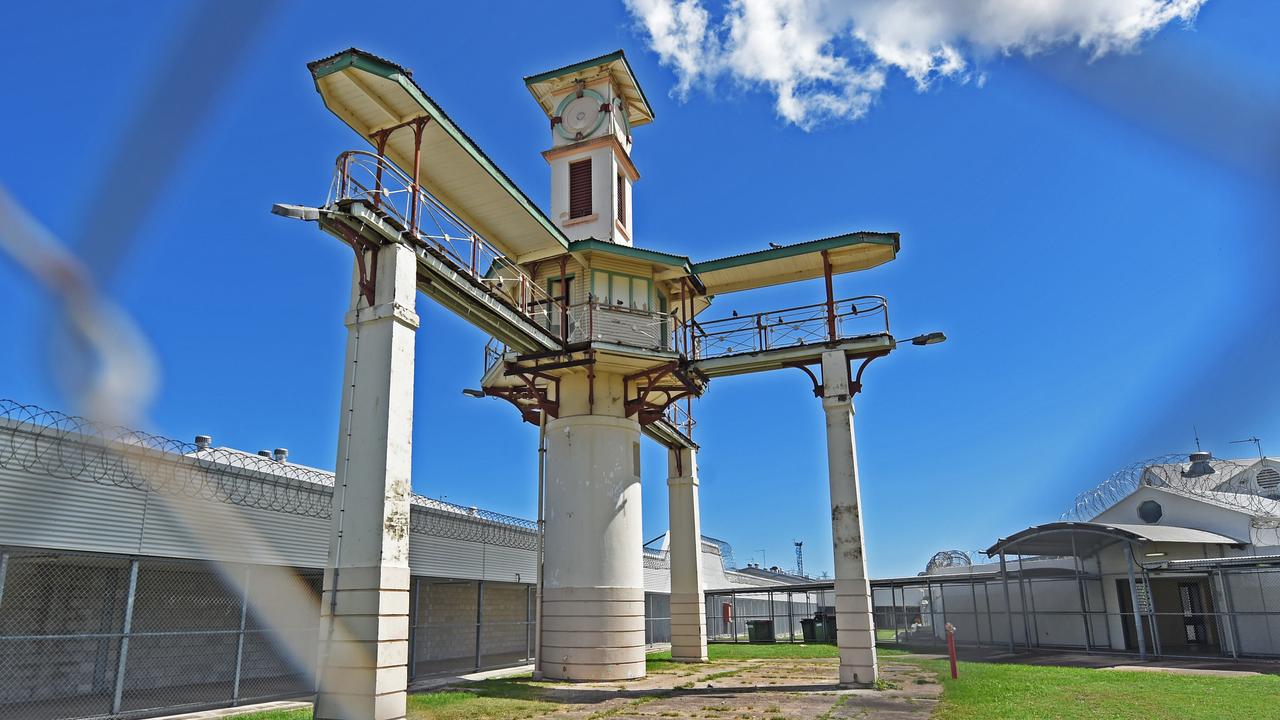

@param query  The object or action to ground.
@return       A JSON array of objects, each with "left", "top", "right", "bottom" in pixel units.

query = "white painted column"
[
  {"left": 316, "top": 241, "right": 419, "bottom": 720},
  {"left": 820, "top": 350, "right": 878, "bottom": 685},
  {"left": 667, "top": 445, "right": 708, "bottom": 662},
  {"left": 540, "top": 372, "right": 646, "bottom": 680}
]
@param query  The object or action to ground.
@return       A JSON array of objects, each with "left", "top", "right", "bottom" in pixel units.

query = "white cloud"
[{"left": 623, "top": 0, "right": 1207, "bottom": 129}]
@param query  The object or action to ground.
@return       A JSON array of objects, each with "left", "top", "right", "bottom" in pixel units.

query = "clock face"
[{"left": 555, "top": 88, "right": 606, "bottom": 141}]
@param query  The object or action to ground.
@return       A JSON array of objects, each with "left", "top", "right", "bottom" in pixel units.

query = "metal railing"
[
  {"left": 689, "top": 295, "right": 888, "bottom": 360},
  {"left": 565, "top": 300, "right": 674, "bottom": 351},
  {"left": 328, "top": 150, "right": 568, "bottom": 338}
]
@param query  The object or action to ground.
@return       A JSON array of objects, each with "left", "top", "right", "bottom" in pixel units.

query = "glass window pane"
[
  {"left": 611, "top": 275, "right": 629, "bottom": 308},
  {"left": 633, "top": 279, "right": 651, "bottom": 311},
  {"left": 593, "top": 271, "right": 610, "bottom": 304}
]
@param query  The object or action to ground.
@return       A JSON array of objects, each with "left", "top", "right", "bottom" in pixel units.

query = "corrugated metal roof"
[
  {"left": 985, "top": 521, "right": 1246, "bottom": 557},
  {"left": 308, "top": 48, "right": 570, "bottom": 260},
  {"left": 690, "top": 232, "right": 899, "bottom": 295}
]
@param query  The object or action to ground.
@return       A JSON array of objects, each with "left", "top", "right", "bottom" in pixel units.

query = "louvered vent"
[
  {"left": 617, "top": 173, "right": 626, "bottom": 225},
  {"left": 569, "top": 159, "right": 592, "bottom": 219},
  {"left": 1257, "top": 467, "right": 1280, "bottom": 490}
]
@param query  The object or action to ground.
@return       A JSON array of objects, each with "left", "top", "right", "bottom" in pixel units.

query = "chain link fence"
[
  {"left": 704, "top": 586, "right": 836, "bottom": 644},
  {"left": 0, "top": 546, "right": 550, "bottom": 720},
  {"left": 870, "top": 561, "right": 1280, "bottom": 661},
  {"left": 0, "top": 547, "right": 321, "bottom": 720}
]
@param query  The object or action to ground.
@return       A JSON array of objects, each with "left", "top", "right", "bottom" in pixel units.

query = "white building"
[{"left": 877, "top": 452, "right": 1280, "bottom": 660}]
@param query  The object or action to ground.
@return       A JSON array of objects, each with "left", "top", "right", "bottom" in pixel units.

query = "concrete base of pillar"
[
  {"left": 669, "top": 591, "right": 707, "bottom": 662},
  {"left": 835, "top": 578, "right": 878, "bottom": 686},
  {"left": 315, "top": 565, "right": 411, "bottom": 720},
  {"left": 540, "top": 586, "right": 646, "bottom": 680}
]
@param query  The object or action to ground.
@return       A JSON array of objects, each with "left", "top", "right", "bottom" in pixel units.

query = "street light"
[
  {"left": 908, "top": 331, "right": 946, "bottom": 347},
  {"left": 461, "top": 388, "right": 486, "bottom": 398}
]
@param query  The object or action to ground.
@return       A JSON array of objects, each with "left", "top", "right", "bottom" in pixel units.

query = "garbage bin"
[
  {"left": 823, "top": 613, "right": 837, "bottom": 643},
  {"left": 746, "top": 619, "right": 775, "bottom": 643},
  {"left": 800, "top": 618, "right": 826, "bottom": 642}
]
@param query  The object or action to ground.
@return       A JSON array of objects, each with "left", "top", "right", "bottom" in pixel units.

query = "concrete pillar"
[
  {"left": 667, "top": 446, "right": 708, "bottom": 662},
  {"left": 540, "top": 371, "right": 646, "bottom": 680},
  {"left": 820, "top": 350, "right": 878, "bottom": 685},
  {"left": 316, "top": 241, "right": 419, "bottom": 720}
]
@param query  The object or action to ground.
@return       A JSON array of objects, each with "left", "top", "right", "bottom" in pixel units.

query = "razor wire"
[
  {"left": 0, "top": 399, "right": 537, "bottom": 550},
  {"left": 923, "top": 550, "right": 973, "bottom": 575},
  {"left": 1061, "top": 452, "right": 1280, "bottom": 528}
]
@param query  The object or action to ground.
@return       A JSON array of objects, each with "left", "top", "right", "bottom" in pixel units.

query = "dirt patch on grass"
[{"left": 429, "top": 657, "right": 939, "bottom": 719}]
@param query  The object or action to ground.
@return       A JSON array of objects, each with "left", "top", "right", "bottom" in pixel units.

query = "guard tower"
[{"left": 276, "top": 47, "right": 935, "bottom": 719}]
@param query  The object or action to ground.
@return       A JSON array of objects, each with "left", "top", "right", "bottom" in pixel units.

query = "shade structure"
[{"left": 984, "top": 521, "right": 1245, "bottom": 558}]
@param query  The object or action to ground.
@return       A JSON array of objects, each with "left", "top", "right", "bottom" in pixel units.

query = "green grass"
[
  {"left": 906, "top": 658, "right": 1280, "bottom": 720},
  {"left": 229, "top": 645, "right": 1280, "bottom": 720},
  {"left": 648, "top": 642, "right": 841, "bottom": 664}
]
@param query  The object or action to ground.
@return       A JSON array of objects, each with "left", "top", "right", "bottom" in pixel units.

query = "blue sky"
[{"left": 1, "top": 1, "right": 1277, "bottom": 579}]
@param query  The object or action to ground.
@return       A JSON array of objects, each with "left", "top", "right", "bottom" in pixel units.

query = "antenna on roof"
[
  {"left": 1193, "top": 425, "right": 1202, "bottom": 452},
  {"left": 1230, "top": 436, "right": 1265, "bottom": 460}
]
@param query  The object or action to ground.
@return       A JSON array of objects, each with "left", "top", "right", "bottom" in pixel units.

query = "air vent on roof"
[
  {"left": 1183, "top": 451, "right": 1216, "bottom": 478},
  {"left": 194, "top": 435, "right": 212, "bottom": 450},
  {"left": 1258, "top": 467, "right": 1280, "bottom": 490}
]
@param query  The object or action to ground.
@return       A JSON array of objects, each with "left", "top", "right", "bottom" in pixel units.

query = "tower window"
[
  {"left": 569, "top": 159, "right": 592, "bottom": 219},
  {"left": 617, "top": 173, "right": 626, "bottom": 226}
]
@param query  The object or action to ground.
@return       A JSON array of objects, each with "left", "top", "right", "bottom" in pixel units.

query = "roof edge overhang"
[
  {"left": 692, "top": 231, "right": 900, "bottom": 274},
  {"left": 569, "top": 239, "right": 706, "bottom": 293},
  {"left": 523, "top": 49, "right": 655, "bottom": 127},
  {"left": 984, "top": 521, "right": 1247, "bottom": 558},
  {"left": 307, "top": 48, "right": 569, "bottom": 254}
]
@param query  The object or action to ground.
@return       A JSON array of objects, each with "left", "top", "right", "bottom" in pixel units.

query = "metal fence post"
[
  {"left": 1069, "top": 531, "right": 1092, "bottom": 651},
  {"left": 112, "top": 558, "right": 140, "bottom": 715},
  {"left": 1142, "top": 565, "right": 1162, "bottom": 657},
  {"left": 0, "top": 551, "right": 9, "bottom": 611},
  {"left": 1124, "top": 543, "right": 1148, "bottom": 660},
  {"left": 408, "top": 576, "right": 420, "bottom": 680},
  {"left": 969, "top": 577, "right": 982, "bottom": 647},
  {"left": 474, "top": 581, "right": 484, "bottom": 670},
  {"left": 999, "top": 551, "right": 1015, "bottom": 652},
  {"left": 767, "top": 589, "right": 774, "bottom": 641},
  {"left": 1218, "top": 569, "right": 1240, "bottom": 660},
  {"left": 231, "top": 566, "right": 252, "bottom": 705},
  {"left": 731, "top": 591, "right": 739, "bottom": 643},
  {"left": 787, "top": 591, "right": 794, "bottom": 643},
  {"left": 925, "top": 579, "right": 938, "bottom": 645},
  {"left": 983, "top": 581, "right": 994, "bottom": 646},
  {"left": 1015, "top": 554, "right": 1034, "bottom": 649}
]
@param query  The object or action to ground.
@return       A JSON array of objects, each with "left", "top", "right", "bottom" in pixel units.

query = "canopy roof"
[
  {"left": 308, "top": 48, "right": 569, "bottom": 262},
  {"left": 524, "top": 50, "right": 655, "bottom": 128},
  {"left": 691, "top": 232, "right": 899, "bottom": 295},
  {"left": 985, "top": 521, "right": 1245, "bottom": 558}
]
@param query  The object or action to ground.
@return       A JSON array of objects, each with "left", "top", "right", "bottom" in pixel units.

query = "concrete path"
[
  {"left": 459, "top": 657, "right": 940, "bottom": 720},
  {"left": 894, "top": 644, "right": 1280, "bottom": 674}
]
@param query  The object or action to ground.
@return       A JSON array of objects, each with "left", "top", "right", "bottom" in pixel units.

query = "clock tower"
[{"left": 525, "top": 51, "right": 655, "bottom": 246}]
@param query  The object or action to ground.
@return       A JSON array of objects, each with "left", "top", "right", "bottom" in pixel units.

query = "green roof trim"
[
  {"left": 523, "top": 49, "right": 655, "bottom": 123},
  {"left": 569, "top": 238, "right": 690, "bottom": 268},
  {"left": 691, "top": 232, "right": 900, "bottom": 274},
  {"left": 308, "top": 48, "right": 569, "bottom": 252},
  {"left": 568, "top": 239, "right": 705, "bottom": 293}
]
